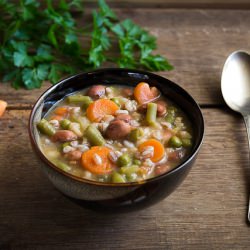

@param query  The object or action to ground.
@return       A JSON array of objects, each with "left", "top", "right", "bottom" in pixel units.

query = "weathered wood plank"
[
  {"left": 1, "top": 8, "right": 250, "bottom": 107},
  {"left": 0, "top": 108, "right": 250, "bottom": 249},
  {"left": 92, "top": 0, "right": 250, "bottom": 9},
  {"left": 20, "top": 0, "right": 250, "bottom": 9}
]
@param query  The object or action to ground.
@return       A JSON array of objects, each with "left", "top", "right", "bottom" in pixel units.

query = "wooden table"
[{"left": 1, "top": 1, "right": 250, "bottom": 249}]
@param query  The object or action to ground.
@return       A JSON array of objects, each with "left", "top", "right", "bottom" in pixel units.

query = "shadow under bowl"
[{"left": 29, "top": 68, "right": 204, "bottom": 213}]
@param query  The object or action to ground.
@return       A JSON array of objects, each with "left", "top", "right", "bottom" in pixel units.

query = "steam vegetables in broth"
[{"left": 37, "top": 82, "right": 193, "bottom": 183}]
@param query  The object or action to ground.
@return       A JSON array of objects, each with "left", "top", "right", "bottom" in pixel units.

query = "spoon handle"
[{"left": 243, "top": 115, "right": 250, "bottom": 222}]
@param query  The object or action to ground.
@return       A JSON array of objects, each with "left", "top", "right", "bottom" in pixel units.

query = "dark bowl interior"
[{"left": 29, "top": 68, "right": 204, "bottom": 212}]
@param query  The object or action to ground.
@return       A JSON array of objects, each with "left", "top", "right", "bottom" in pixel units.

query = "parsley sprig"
[{"left": 0, "top": 0, "right": 173, "bottom": 89}]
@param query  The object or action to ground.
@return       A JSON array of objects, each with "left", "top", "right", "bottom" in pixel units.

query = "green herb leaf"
[
  {"left": 12, "top": 70, "right": 23, "bottom": 89},
  {"left": 48, "top": 64, "right": 61, "bottom": 83},
  {"left": 13, "top": 51, "right": 34, "bottom": 67},
  {"left": 0, "top": 0, "right": 173, "bottom": 90},
  {"left": 65, "top": 32, "right": 78, "bottom": 44},
  {"left": 98, "top": 0, "right": 117, "bottom": 20},
  {"left": 22, "top": 67, "right": 44, "bottom": 89},
  {"left": 3, "top": 69, "right": 19, "bottom": 82},
  {"left": 48, "top": 24, "right": 58, "bottom": 48},
  {"left": 35, "top": 44, "right": 54, "bottom": 62}
]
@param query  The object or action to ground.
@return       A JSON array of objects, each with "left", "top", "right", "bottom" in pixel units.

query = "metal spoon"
[{"left": 221, "top": 50, "right": 250, "bottom": 222}]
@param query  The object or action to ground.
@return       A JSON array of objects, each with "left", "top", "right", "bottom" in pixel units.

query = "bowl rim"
[{"left": 28, "top": 68, "right": 205, "bottom": 187}]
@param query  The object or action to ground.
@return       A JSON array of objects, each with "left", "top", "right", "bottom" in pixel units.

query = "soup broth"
[{"left": 37, "top": 82, "right": 193, "bottom": 183}]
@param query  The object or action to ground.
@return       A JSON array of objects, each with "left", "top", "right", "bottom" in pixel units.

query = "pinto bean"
[
  {"left": 156, "top": 100, "right": 167, "bottom": 117},
  {"left": 151, "top": 87, "right": 160, "bottom": 99},
  {"left": 168, "top": 149, "right": 186, "bottom": 161},
  {"left": 64, "top": 150, "right": 82, "bottom": 161},
  {"left": 87, "top": 85, "right": 105, "bottom": 100},
  {"left": 154, "top": 165, "right": 171, "bottom": 175},
  {"left": 137, "top": 104, "right": 147, "bottom": 113},
  {"left": 51, "top": 130, "right": 77, "bottom": 142},
  {"left": 115, "top": 114, "right": 132, "bottom": 123},
  {"left": 122, "top": 88, "right": 133, "bottom": 97},
  {"left": 105, "top": 120, "right": 132, "bottom": 140}
]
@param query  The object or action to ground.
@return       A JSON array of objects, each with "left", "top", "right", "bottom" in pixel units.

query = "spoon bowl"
[
  {"left": 221, "top": 50, "right": 250, "bottom": 222},
  {"left": 221, "top": 51, "right": 250, "bottom": 115}
]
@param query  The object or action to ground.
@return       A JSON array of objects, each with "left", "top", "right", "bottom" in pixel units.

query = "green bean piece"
[
  {"left": 117, "top": 153, "right": 132, "bottom": 167},
  {"left": 146, "top": 102, "right": 157, "bottom": 126},
  {"left": 133, "top": 159, "right": 141, "bottom": 166},
  {"left": 182, "top": 138, "right": 192, "bottom": 147},
  {"left": 110, "top": 97, "right": 121, "bottom": 108},
  {"left": 37, "top": 119, "right": 56, "bottom": 136},
  {"left": 112, "top": 172, "right": 126, "bottom": 183},
  {"left": 69, "top": 122, "right": 83, "bottom": 137},
  {"left": 169, "top": 135, "right": 183, "bottom": 148},
  {"left": 70, "top": 115, "right": 90, "bottom": 131},
  {"left": 53, "top": 160, "right": 71, "bottom": 171},
  {"left": 85, "top": 125, "right": 106, "bottom": 146},
  {"left": 129, "top": 128, "right": 144, "bottom": 142},
  {"left": 82, "top": 98, "right": 93, "bottom": 110},
  {"left": 60, "top": 119, "right": 71, "bottom": 129},
  {"left": 120, "top": 165, "right": 139, "bottom": 175},
  {"left": 67, "top": 95, "right": 92, "bottom": 105}
]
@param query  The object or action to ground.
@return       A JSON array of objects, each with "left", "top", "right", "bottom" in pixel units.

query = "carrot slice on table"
[
  {"left": 134, "top": 82, "right": 160, "bottom": 105},
  {"left": 54, "top": 107, "right": 69, "bottom": 116},
  {"left": 138, "top": 139, "right": 165, "bottom": 162},
  {"left": 0, "top": 100, "right": 7, "bottom": 117},
  {"left": 81, "top": 146, "right": 114, "bottom": 174},
  {"left": 86, "top": 99, "right": 119, "bottom": 122}
]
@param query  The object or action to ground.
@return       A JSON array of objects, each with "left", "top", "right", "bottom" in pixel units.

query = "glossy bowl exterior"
[{"left": 29, "top": 68, "right": 204, "bottom": 212}]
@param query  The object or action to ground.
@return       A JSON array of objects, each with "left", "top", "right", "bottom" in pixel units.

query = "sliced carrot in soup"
[
  {"left": 54, "top": 107, "right": 69, "bottom": 116},
  {"left": 81, "top": 146, "right": 114, "bottom": 174},
  {"left": 138, "top": 139, "right": 165, "bottom": 162},
  {"left": 134, "top": 82, "right": 160, "bottom": 105},
  {"left": 86, "top": 99, "right": 119, "bottom": 122}
]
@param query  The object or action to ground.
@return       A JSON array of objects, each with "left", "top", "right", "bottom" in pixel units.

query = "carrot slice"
[
  {"left": 54, "top": 107, "right": 69, "bottom": 116},
  {"left": 86, "top": 99, "right": 119, "bottom": 122},
  {"left": 81, "top": 146, "right": 114, "bottom": 174},
  {"left": 138, "top": 139, "right": 165, "bottom": 162},
  {"left": 0, "top": 100, "right": 7, "bottom": 117},
  {"left": 134, "top": 82, "right": 160, "bottom": 105}
]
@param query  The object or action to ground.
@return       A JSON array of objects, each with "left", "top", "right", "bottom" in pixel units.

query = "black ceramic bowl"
[{"left": 29, "top": 68, "right": 204, "bottom": 212}]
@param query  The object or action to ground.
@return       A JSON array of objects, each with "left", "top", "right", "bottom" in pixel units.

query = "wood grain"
[
  {"left": 92, "top": 0, "right": 250, "bottom": 9},
  {"left": 2, "top": 8, "right": 250, "bottom": 108},
  {"left": 23, "top": 0, "right": 250, "bottom": 9},
  {"left": 0, "top": 109, "right": 249, "bottom": 249}
]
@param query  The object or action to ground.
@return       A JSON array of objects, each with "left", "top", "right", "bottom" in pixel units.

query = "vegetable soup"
[{"left": 37, "top": 82, "right": 193, "bottom": 183}]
